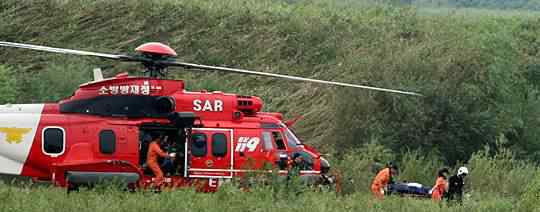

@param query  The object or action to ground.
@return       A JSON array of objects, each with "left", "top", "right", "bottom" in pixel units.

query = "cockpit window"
[
  {"left": 260, "top": 123, "right": 302, "bottom": 150},
  {"left": 261, "top": 123, "right": 281, "bottom": 129},
  {"left": 272, "top": 131, "right": 286, "bottom": 150},
  {"left": 262, "top": 131, "right": 274, "bottom": 152},
  {"left": 284, "top": 127, "right": 301, "bottom": 149}
]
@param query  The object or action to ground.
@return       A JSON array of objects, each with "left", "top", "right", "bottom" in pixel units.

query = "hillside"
[
  {"left": 1, "top": 0, "right": 540, "bottom": 165},
  {"left": 2, "top": 0, "right": 540, "bottom": 211}
]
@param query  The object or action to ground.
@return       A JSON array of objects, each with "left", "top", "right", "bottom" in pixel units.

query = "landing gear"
[
  {"left": 66, "top": 182, "right": 79, "bottom": 194},
  {"left": 317, "top": 170, "right": 342, "bottom": 193}
]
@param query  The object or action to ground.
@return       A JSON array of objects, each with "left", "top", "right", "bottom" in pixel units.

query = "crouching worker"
[
  {"left": 431, "top": 168, "right": 449, "bottom": 202},
  {"left": 371, "top": 163, "right": 398, "bottom": 199},
  {"left": 447, "top": 166, "right": 468, "bottom": 205},
  {"left": 147, "top": 133, "right": 175, "bottom": 188}
]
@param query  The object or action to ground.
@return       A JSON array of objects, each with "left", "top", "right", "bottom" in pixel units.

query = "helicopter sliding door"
[{"left": 188, "top": 128, "right": 233, "bottom": 178}]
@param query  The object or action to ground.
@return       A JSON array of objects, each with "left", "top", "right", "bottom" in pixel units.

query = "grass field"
[
  {"left": 418, "top": 7, "right": 540, "bottom": 17},
  {"left": 1, "top": 145, "right": 538, "bottom": 211},
  {"left": 0, "top": 181, "right": 522, "bottom": 212}
]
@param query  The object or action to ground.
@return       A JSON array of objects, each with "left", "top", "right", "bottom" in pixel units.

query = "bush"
[
  {"left": 0, "top": 65, "right": 19, "bottom": 104},
  {"left": 19, "top": 58, "right": 92, "bottom": 103},
  {"left": 398, "top": 150, "right": 444, "bottom": 186},
  {"left": 331, "top": 141, "right": 394, "bottom": 194},
  {"left": 518, "top": 172, "right": 540, "bottom": 211},
  {"left": 468, "top": 141, "right": 539, "bottom": 197}
]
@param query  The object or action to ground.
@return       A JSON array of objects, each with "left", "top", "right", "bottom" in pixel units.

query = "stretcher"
[{"left": 386, "top": 182, "right": 432, "bottom": 198}]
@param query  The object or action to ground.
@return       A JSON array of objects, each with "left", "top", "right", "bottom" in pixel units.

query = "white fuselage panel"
[{"left": 0, "top": 104, "right": 44, "bottom": 175}]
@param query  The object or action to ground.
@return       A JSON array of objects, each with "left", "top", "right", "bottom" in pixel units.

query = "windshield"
[{"left": 284, "top": 126, "right": 303, "bottom": 147}]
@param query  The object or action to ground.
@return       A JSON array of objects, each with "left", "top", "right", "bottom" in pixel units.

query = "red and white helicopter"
[{"left": 0, "top": 41, "right": 420, "bottom": 192}]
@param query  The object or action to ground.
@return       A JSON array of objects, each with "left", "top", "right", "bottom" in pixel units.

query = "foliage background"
[
  {"left": 2, "top": 0, "right": 540, "bottom": 164},
  {"left": 1, "top": 0, "right": 540, "bottom": 211}
]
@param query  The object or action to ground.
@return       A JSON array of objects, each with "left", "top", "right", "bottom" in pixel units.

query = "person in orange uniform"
[
  {"left": 147, "top": 133, "right": 173, "bottom": 187},
  {"left": 371, "top": 163, "right": 398, "bottom": 199},
  {"left": 431, "top": 168, "right": 449, "bottom": 202}
]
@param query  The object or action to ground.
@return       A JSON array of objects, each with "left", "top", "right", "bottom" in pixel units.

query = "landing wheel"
[
  {"left": 318, "top": 170, "right": 342, "bottom": 193},
  {"left": 67, "top": 182, "right": 80, "bottom": 194},
  {"left": 126, "top": 183, "right": 137, "bottom": 193}
]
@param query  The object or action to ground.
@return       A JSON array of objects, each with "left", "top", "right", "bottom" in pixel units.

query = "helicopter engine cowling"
[{"left": 236, "top": 95, "right": 263, "bottom": 114}]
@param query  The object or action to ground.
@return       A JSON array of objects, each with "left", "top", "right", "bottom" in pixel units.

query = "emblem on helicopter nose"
[
  {"left": 0, "top": 127, "right": 32, "bottom": 144},
  {"left": 205, "top": 159, "right": 214, "bottom": 168}
]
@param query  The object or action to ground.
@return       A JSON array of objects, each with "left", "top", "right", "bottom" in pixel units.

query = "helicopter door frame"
[{"left": 187, "top": 128, "right": 234, "bottom": 179}]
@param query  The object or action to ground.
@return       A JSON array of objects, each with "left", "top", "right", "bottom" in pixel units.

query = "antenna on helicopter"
[
  {"left": 93, "top": 68, "right": 104, "bottom": 81},
  {"left": 0, "top": 41, "right": 422, "bottom": 96}
]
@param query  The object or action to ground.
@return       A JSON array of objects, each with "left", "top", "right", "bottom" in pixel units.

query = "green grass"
[
  {"left": 1, "top": 143, "right": 534, "bottom": 211},
  {"left": 418, "top": 7, "right": 540, "bottom": 17},
  {"left": 0, "top": 181, "right": 524, "bottom": 212}
]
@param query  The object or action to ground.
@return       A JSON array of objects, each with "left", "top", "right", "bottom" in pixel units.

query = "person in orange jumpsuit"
[
  {"left": 371, "top": 163, "right": 398, "bottom": 199},
  {"left": 431, "top": 168, "right": 449, "bottom": 201},
  {"left": 147, "top": 134, "right": 172, "bottom": 187}
]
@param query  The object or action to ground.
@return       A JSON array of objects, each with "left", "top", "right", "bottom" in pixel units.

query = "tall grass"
[
  {"left": 330, "top": 141, "right": 540, "bottom": 210},
  {"left": 0, "top": 145, "right": 536, "bottom": 211},
  {"left": 468, "top": 146, "right": 539, "bottom": 197}
]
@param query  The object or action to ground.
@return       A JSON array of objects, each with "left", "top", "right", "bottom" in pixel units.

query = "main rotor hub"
[
  {"left": 135, "top": 42, "right": 177, "bottom": 57},
  {"left": 135, "top": 42, "right": 178, "bottom": 78}
]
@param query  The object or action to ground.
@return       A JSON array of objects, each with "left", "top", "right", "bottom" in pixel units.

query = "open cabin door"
[{"left": 188, "top": 128, "right": 233, "bottom": 178}]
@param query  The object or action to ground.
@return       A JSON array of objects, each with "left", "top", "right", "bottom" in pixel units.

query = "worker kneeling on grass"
[
  {"left": 431, "top": 168, "right": 449, "bottom": 202},
  {"left": 371, "top": 163, "right": 398, "bottom": 199}
]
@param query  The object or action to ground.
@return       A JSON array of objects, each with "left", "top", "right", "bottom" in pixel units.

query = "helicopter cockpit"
[
  {"left": 261, "top": 122, "right": 318, "bottom": 171},
  {"left": 282, "top": 124, "right": 332, "bottom": 174},
  {"left": 284, "top": 125, "right": 303, "bottom": 147}
]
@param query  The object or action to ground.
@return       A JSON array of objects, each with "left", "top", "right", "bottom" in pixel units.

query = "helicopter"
[{"left": 0, "top": 41, "right": 421, "bottom": 192}]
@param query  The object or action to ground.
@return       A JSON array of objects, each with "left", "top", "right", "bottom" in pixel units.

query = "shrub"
[
  {"left": 517, "top": 172, "right": 540, "bottom": 211},
  {"left": 467, "top": 141, "right": 539, "bottom": 197},
  {"left": 0, "top": 65, "right": 19, "bottom": 104}
]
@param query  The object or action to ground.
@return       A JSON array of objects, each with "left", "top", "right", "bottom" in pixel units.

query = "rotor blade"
[
  {"left": 0, "top": 41, "right": 136, "bottom": 61},
  {"left": 166, "top": 61, "right": 422, "bottom": 96}
]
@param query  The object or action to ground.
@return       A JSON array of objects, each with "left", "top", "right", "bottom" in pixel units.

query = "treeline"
[
  {"left": 283, "top": 0, "right": 540, "bottom": 10},
  {"left": 1, "top": 0, "right": 540, "bottom": 165},
  {"left": 411, "top": 0, "right": 540, "bottom": 10}
]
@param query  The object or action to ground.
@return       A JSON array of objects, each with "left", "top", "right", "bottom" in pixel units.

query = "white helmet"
[{"left": 457, "top": 167, "right": 469, "bottom": 176}]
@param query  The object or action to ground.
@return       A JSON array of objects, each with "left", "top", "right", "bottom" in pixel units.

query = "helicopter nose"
[{"left": 320, "top": 157, "right": 330, "bottom": 174}]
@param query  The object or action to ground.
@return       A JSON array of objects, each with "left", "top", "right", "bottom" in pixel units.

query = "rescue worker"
[
  {"left": 371, "top": 163, "right": 398, "bottom": 199},
  {"left": 288, "top": 153, "right": 305, "bottom": 179},
  {"left": 160, "top": 136, "right": 176, "bottom": 176},
  {"left": 447, "top": 166, "right": 468, "bottom": 205},
  {"left": 292, "top": 152, "right": 311, "bottom": 170},
  {"left": 146, "top": 133, "right": 174, "bottom": 188},
  {"left": 431, "top": 168, "right": 449, "bottom": 202}
]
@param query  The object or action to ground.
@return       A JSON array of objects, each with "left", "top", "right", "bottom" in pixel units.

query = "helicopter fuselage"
[{"left": 0, "top": 73, "right": 328, "bottom": 191}]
